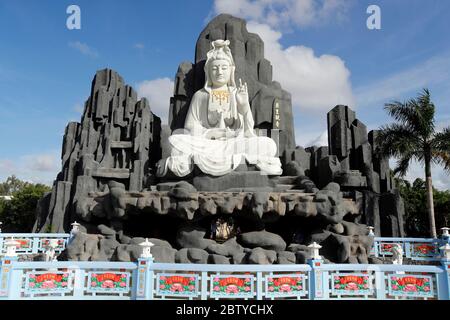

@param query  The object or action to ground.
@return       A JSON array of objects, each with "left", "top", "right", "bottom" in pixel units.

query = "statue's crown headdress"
[{"left": 207, "top": 39, "right": 234, "bottom": 65}]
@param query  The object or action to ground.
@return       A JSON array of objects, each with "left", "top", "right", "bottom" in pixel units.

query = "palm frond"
[
  {"left": 375, "top": 123, "right": 421, "bottom": 158},
  {"left": 433, "top": 151, "right": 450, "bottom": 172},
  {"left": 393, "top": 154, "right": 413, "bottom": 177},
  {"left": 416, "top": 88, "right": 436, "bottom": 139},
  {"left": 384, "top": 100, "right": 418, "bottom": 129},
  {"left": 384, "top": 89, "right": 436, "bottom": 140},
  {"left": 433, "top": 126, "right": 450, "bottom": 152}
]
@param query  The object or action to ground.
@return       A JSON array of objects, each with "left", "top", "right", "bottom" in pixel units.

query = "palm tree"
[{"left": 376, "top": 89, "right": 450, "bottom": 238}]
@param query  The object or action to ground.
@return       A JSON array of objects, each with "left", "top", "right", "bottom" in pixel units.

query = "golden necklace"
[{"left": 211, "top": 90, "right": 230, "bottom": 105}]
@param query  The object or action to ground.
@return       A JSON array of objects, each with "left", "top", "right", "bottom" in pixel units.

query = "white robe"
[{"left": 157, "top": 89, "right": 282, "bottom": 177}]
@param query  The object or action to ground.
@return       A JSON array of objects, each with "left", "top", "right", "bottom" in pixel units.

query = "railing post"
[
  {"left": 69, "top": 221, "right": 81, "bottom": 244},
  {"left": 73, "top": 267, "right": 86, "bottom": 299},
  {"left": 439, "top": 228, "right": 450, "bottom": 251},
  {"left": 438, "top": 243, "right": 450, "bottom": 300},
  {"left": 201, "top": 271, "right": 208, "bottom": 300},
  {"left": 256, "top": 271, "right": 263, "bottom": 300},
  {"left": 368, "top": 227, "right": 376, "bottom": 256},
  {"left": 135, "top": 239, "right": 155, "bottom": 300},
  {"left": 307, "top": 258, "right": 327, "bottom": 299},
  {"left": 441, "top": 227, "right": 450, "bottom": 239},
  {"left": 373, "top": 239, "right": 380, "bottom": 257},
  {"left": 0, "top": 224, "right": 3, "bottom": 260},
  {"left": 374, "top": 270, "right": 386, "bottom": 300},
  {"left": 8, "top": 264, "right": 22, "bottom": 299},
  {"left": 307, "top": 242, "right": 327, "bottom": 300},
  {"left": 404, "top": 241, "right": 411, "bottom": 259},
  {"left": 31, "top": 236, "right": 40, "bottom": 254},
  {"left": 0, "top": 240, "right": 21, "bottom": 299}
]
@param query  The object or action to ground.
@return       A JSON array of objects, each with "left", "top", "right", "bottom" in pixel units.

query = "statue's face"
[{"left": 210, "top": 59, "right": 231, "bottom": 87}]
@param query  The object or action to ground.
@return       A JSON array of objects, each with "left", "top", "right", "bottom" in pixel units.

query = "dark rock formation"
[
  {"left": 37, "top": 14, "right": 405, "bottom": 265},
  {"left": 33, "top": 69, "right": 161, "bottom": 233},
  {"left": 237, "top": 230, "right": 286, "bottom": 252}
]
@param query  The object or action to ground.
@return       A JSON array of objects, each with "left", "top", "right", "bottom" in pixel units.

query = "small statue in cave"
[{"left": 210, "top": 216, "right": 240, "bottom": 243}]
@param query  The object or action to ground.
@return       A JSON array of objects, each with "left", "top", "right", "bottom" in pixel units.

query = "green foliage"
[
  {"left": 377, "top": 89, "right": 450, "bottom": 176},
  {"left": 377, "top": 89, "right": 450, "bottom": 237},
  {"left": 399, "top": 178, "right": 450, "bottom": 237},
  {"left": 0, "top": 176, "right": 51, "bottom": 232},
  {"left": 0, "top": 175, "right": 29, "bottom": 195}
]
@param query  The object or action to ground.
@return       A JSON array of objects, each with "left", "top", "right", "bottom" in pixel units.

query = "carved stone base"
[{"left": 192, "top": 171, "right": 277, "bottom": 191}]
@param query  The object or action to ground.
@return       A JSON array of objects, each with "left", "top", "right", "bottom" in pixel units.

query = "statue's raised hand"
[{"left": 236, "top": 78, "right": 250, "bottom": 115}]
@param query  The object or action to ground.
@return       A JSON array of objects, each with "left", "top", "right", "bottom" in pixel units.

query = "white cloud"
[
  {"left": 73, "top": 103, "right": 84, "bottom": 114},
  {"left": 434, "top": 169, "right": 450, "bottom": 191},
  {"left": 135, "top": 78, "right": 174, "bottom": 124},
  {"left": 0, "top": 160, "right": 16, "bottom": 173},
  {"left": 247, "top": 22, "right": 355, "bottom": 113},
  {"left": 22, "top": 153, "right": 59, "bottom": 172},
  {"left": 355, "top": 53, "right": 450, "bottom": 108},
  {"left": 134, "top": 43, "right": 145, "bottom": 49},
  {"left": 306, "top": 130, "right": 328, "bottom": 147},
  {"left": 389, "top": 158, "right": 450, "bottom": 191},
  {"left": 213, "top": 0, "right": 352, "bottom": 29},
  {"left": 0, "top": 152, "right": 60, "bottom": 186},
  {"left": 210, "top": 0, "right": 355, "bottom": 146},
  {"left": 68, "top": 41, "right": 99, "bottom": 58}
]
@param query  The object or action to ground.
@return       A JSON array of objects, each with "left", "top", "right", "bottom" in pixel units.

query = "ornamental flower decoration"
[
  {"left": 27, "top": 272, "right": 70, "bottom": 291},
  {"left": 412, "top": 244, "right": 437, "bottom": 257},
  {"left": 266, "top": 276, "right": 304, "bottom": 296},
  {"left": 13, "top": 239, "right": 31, "bottom": 249},
  {"left": 41, "top": 239, "right": 66, "bottom": 250},
  {"left": 212, "top": 276, "right": 252, "bottom": 295},
  {"left": 380, "top": 243, "right": 396, "bottom": 253},
  {"left": 158, "top": 275, "right": 197, "bottom": 294},
  {"left": 90, "top": 273, "right": 128, "bottom": 291},
  {"left": 333, "top": 275, "right": 370, "bottom": 292},
  {"left": 390, "top": 276, "right": 432, "bottom": 295}
]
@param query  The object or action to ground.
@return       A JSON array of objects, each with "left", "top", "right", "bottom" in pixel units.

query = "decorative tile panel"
[
  {"left": 25, "top": 271, "right": 72, "bottom": 294},
  {"left": 265, "top": 274, "right": 307, "bottom": 298},
  {"left": 210, "top": 274, "right": 254, "bottom": 298},
  {"left": 388, "top": 274, "right": 434, "bottom": 298},
  {"left": 87, "top": 271, "right": 131, "bottom": 293},
  {"left": 156, "top": 273, "right": 199, "bottom": 297},
  {"left": 331, "top": 273, "right": 373, "bottom": 296}
]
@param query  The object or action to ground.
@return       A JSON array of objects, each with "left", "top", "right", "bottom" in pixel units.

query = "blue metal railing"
[
  {"left": 372, "top": 237, "right": 447, "bottom": 261},
  {"left": 0, "top": 257, "right": 449, "bottom": 300},
  {"left": 0, "top": 233, "right": 70, "bottom": 255},
  {"left": 0, "top": 232, "right": 449, "bottom": 300}
]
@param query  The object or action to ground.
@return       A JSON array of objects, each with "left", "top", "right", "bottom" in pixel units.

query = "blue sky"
[{"left": 0, "top": 0, "right": 449, "bottom": 189}]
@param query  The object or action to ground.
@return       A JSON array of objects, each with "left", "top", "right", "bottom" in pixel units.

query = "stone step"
[
  {"left": 273, "top": 184, "right": 295, "bottom": 192},
  {"left": 275, "top": 176, "right": 298, "bottom": 185}
]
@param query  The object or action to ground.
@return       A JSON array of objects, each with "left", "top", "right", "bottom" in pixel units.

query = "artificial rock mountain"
[{"left": 34, "top": 14, "right": 404, "bottom": 264}]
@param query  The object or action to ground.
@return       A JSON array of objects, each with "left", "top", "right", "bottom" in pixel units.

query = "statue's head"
[{"left": 204, "top": 40, "right": 236, "bottom": 90}]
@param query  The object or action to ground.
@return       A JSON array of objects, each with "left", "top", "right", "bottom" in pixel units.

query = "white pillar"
[
  {"left": 45, "top": 239, "right": 59, "bottom": 262},
  {"left": 441, "top": 227, "right": 450, "bottom": 237},
  {"left": 70, "top": 221, "right": 81, "bottom": 234},
  {"left": 392, "top": 243, "right": 403, "bottom": 265},
  {"left": 139, "top": 238, "right": 154, "bottom": 259},
  {"left": 5, "top": 239, "right": 20, "bottom": 257},
  {"left": 367, "top": 226, "right": 375, "bottom": 236},
  {"left": 440, "top": 243, "right": 450, "bottom": 260},
  {"left": 0, "top": 221, "right": 2, "bottom": 233},
  {"left": 308, "top": 242, "right": 322, "bottom": 260}
]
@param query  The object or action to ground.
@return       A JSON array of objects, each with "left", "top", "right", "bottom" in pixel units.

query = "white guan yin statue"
[{"left": 157, "top": 39, "right": 282, "bottom": 177}]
